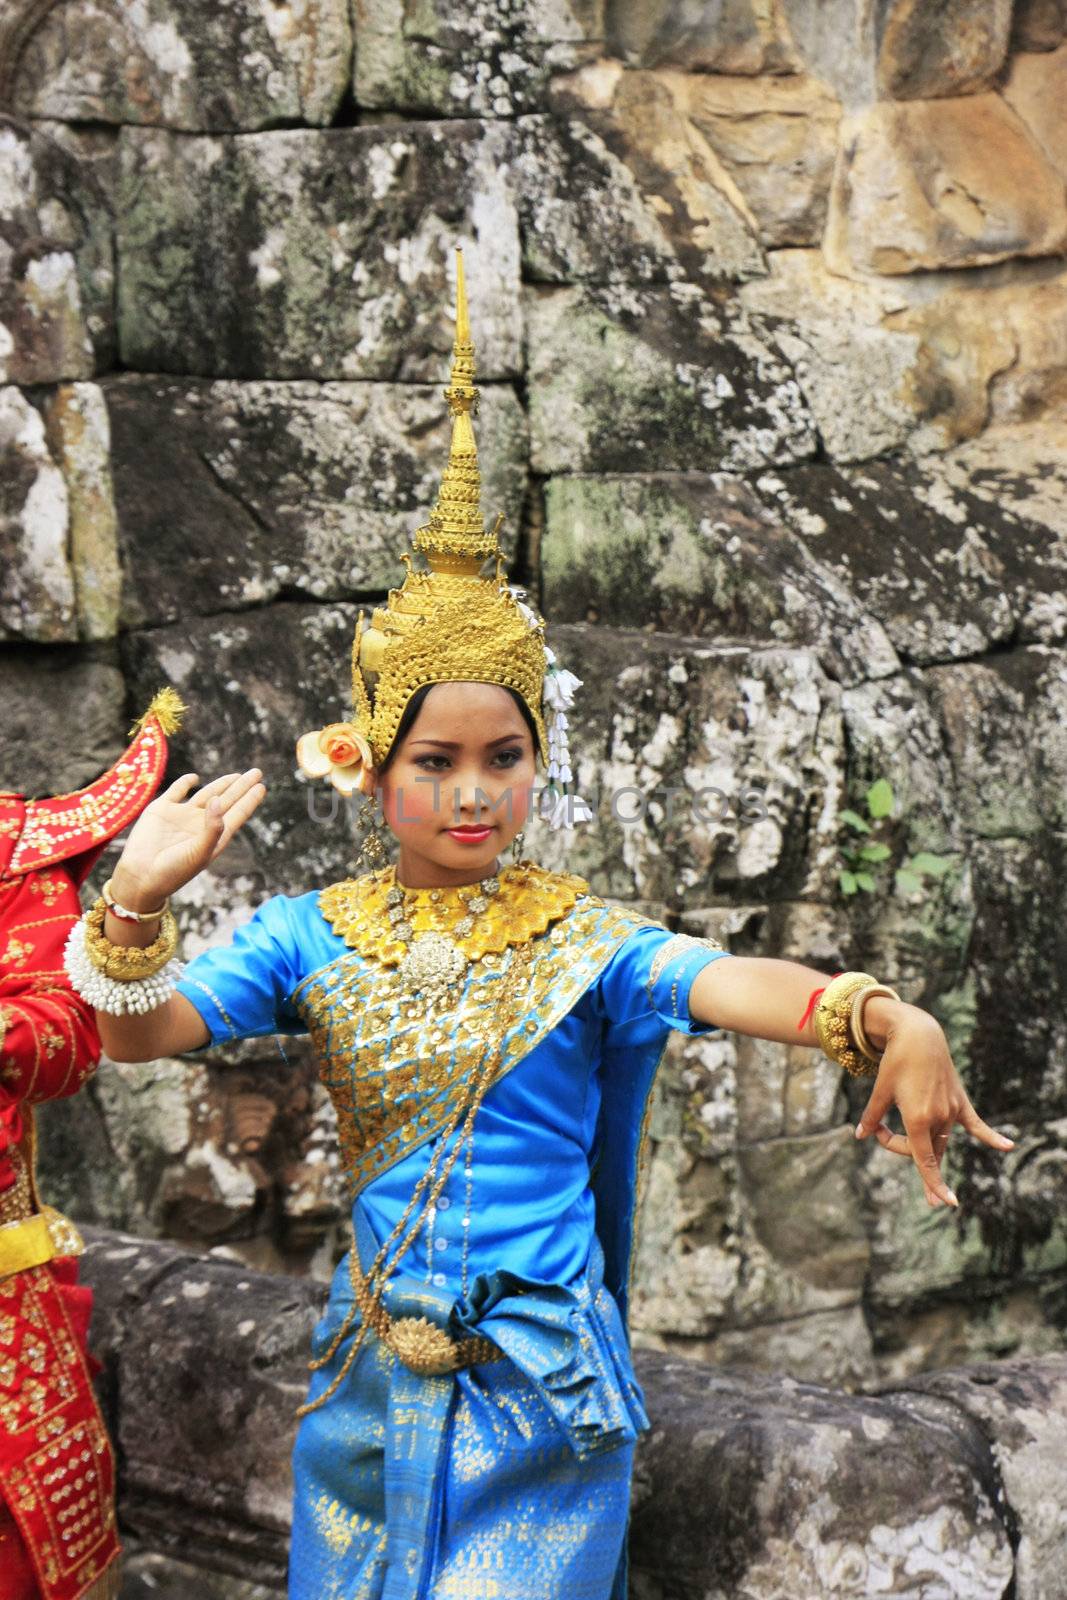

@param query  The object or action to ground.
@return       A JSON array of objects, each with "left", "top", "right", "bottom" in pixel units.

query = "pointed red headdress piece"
[{"left": 0, "top": 686, "right": 185, "bottom": 886}]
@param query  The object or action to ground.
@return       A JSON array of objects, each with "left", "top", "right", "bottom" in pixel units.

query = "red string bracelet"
[{"left": 797, "top": 973, "right": 844, "bottom": 1033}]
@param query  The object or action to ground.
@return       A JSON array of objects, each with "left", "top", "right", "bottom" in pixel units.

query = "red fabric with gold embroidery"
[
  {"left": 0, "top": 705, "right": 179, "bottom": 1599},
  {"left": 0, "top": 871, "right": 99, "bottom": 1114},
  {"left": 0, "top": 868, "right": 120, "bottom": 1600},
  {"left": 0, "top": 1260, "right": 118, "bottom": 1600}
]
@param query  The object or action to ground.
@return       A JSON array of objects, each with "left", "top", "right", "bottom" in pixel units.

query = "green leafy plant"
[{"left": 838, "top": 778, "right": 954, "bottom": 898}]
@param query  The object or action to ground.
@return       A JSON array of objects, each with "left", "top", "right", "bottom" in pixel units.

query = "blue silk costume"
[{"left": 175, "top": 875, "right": 731, "bottom": 1600}]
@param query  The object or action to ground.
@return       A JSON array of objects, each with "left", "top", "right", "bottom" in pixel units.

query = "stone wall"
[
  {"left": 82, "top": 1226, "right": 1067, "bottom": 1599},
  {"left": 3, "top": 0, "right": 1067, "bottom": 1393}
]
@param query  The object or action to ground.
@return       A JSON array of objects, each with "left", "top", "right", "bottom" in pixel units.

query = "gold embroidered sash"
[{"left": 291, "top": 898, "right": 652, "bottom": 1199}]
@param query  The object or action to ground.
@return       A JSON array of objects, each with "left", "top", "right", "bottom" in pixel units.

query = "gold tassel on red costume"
[
  {"left": 78, "top": 1558, "right": 122, "bottom": 1600},
  {"left": 127, "top": 685, "right": 186, "bottom": 739}
]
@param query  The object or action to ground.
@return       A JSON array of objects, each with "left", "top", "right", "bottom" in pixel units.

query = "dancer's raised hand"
[{"left": 109, "top": 769, "right": 266, "bottom": 909}]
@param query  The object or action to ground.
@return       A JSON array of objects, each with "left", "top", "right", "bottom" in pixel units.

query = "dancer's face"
[{"left": 375, "top": 682, "right": 537, "bottom": 888}]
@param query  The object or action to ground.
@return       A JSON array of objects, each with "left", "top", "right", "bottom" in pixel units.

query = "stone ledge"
[{"left": 80, "top": 1226, "right": 1067, "bottom": 1598}]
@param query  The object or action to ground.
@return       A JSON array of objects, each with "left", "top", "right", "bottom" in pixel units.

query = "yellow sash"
[{"left": 0, "top": 1206, "right": 84, "bottom": 1281}]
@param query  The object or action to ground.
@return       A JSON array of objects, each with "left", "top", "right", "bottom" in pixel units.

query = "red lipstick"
[{"left": 447, "top": 826, "right": 493, "bottom": 843}]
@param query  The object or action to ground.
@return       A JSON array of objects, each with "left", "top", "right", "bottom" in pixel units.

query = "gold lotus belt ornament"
[{"left": 351, "top": 1264, "right": 501, "bottom": 1377}]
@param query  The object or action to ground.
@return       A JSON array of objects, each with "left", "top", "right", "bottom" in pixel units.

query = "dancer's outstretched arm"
[{"left": 689, "top": 956, "right": 1014, "bottom": 1209}]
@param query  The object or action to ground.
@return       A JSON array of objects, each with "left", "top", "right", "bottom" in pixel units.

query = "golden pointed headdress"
[{"left": 349, "top": 249, "right": 549, "bottom": 768}]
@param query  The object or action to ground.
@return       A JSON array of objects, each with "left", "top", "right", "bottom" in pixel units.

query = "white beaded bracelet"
[{"left": 63, "top": 915, "right": 184, "bottom": 1016}]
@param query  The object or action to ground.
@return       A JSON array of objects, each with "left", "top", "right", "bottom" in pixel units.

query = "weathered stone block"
[
  {"left": 1012, "top": 0, "right": 1067, "bottom": 49},
  {"left": 104, "top": 376, "right": 526, "bottom": 630},
  {"left": 825, "top": 97, "right": 1067, "bottom": 275},
  {"left": 781, "top": 0, "right": 879, "bottom": 105},
  {"left": 516, "top": 100, "right": 764, "bottom": 285},
  {"left": 739, "top": 250, "right": 926, "bottom": 459},
  {"left": 854, "top": 829, "right": 1067, "bottom": 1363},
  {"left": 917, "top": 426, "right": 1067, "bottom": 644},
  {"left": 636, "top": 1303, "right": 876, "bottom": 1390},
  {"left": 926, "top": 650, "right": 1067, "bottom": 840},
  {"left": 0, "top": 650, "right": 125, "bottom": 795},
  {"left": 1003, "top": 41, "right": 1067, "bottom": 181},
  {"left": 739, "top": 1127, "right": 869, "bottom": 1293},
  {"left": 526, "top": 283, "right": 816, "bottom": 475},
  {"left": 117, "top": 123, "right": 521, "bottom": 380},
  {"left": 43, "top": 382, "right": 121, "bottom": 641},
  {"left": 0, "top": 384, "right": 77, "bottom": 642},
  {"left": 835, "top": 669, "right": 975, "bottom": 994},
  {"left": 81, "top": 1230, "right": 317, "bottom": 1579},
  {"left": 541, "top": 473, "right": 898, "bottom": 686},
  {"left": 29, "top": 121, "right": 120, "bottom": 370},
  {"left": 630, "top": 1357, "right": 1013, "bottom": 1599},
  {"left": 739, "top": 251, "right": 1067, "bottom": 455},
  {"left": 875, "top": 0, "right": 1012, "bottom": 99},
  {"left": 532, "top": 625, "right": 844, "bottom": 908},
  {"left": 120, "top": 603, "right": 365, "bottom": 898},
  {"left": 748, "top": 448, "right": 1067, "bottom": 663},
  {"left": 535, "top": 74, "right": 767, "bottom": 283},
  {"left": 785, "top": 0, "right": 1010, "bottom": 103},
  {"left": 872, "top": 1287, "right": 1067, "bottom": 1381},
  {"left": 905, "top": 1358, "right": 1067, "bottom": 1600},
  {"left": 606, "top": 0, "right": 797, "bottom": 72},
  {"left": 631, "top": 1001, "right": 871, "bottom": 1352},
  {"left": 956, "top": 835, "right": 1067, "bottom": 1130},
  {"left": 880, "top": 272, "right": 1067, "bottom": 447},
  {"left": 0, "top": 120, "right": 94, "bottom": 384},
  {"left": 354, "top": 0, "right": 604, "bottom": 116},
  {"left": 4, "top": 0, "right": 351, "bottom": 131},
  {"left": 742, "top": 256, "right": 1067, "bottom": 454},
  {"left": 681, "top": 69, "right": 841, "bottom": 247},
  {"left": 120, "top": 1546, "right": 280, "bottom": 1600}
]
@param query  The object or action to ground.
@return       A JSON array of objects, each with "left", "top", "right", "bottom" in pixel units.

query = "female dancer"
[{"left": 69, "top": 255, "right": 1014, "bottom": 1599}]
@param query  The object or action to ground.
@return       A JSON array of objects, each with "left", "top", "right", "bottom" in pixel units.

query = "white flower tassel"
[
  {"left": 63, "top": 915, "right": 184, "bottom": 1016},
  {"left": 541, "top": 648, "right": 592, "bottom": 830}
]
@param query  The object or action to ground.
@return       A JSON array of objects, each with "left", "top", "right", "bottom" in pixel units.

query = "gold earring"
[{"left": 355, "top": 799, "right": 390, "bottom": 872}]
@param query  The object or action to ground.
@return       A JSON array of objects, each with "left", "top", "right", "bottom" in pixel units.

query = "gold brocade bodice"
[{"left": 292, "top": 872, "right": 651, "bottom": 1199}]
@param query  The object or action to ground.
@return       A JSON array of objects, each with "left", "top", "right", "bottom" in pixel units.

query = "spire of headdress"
[
  {"left": 313, "top": 244, "right": 549, "bottom": 770},
  {"left": 413, "top": 248, "right": 498, "bottom": 576}
]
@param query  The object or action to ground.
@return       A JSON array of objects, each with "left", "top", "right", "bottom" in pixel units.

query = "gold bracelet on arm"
[
  {"left": 850, "top": 982, "right": 902, "bottom": 1065},
  {"left": 814, "top": 971, "right": 887, "bottom": 1079},
  {"left": 84, "top": 899, "right": 179, "bottom": 980}
]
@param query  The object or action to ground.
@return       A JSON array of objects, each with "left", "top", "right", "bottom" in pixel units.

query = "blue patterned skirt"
[{"left": 288, "top": 1227, "right": 645, "bottom": 1600}]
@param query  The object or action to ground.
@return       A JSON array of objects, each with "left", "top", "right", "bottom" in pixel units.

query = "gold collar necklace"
[
  {"left": 386, "top": 870, "right": 500, "bottom": 1008},
  {"left": 318, "top": 862, "right": 589, "bottom": 1008}
]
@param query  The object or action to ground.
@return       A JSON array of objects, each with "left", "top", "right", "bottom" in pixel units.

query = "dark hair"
[{"left": 379, "top": 683, "right": 540, "bottom": 772}]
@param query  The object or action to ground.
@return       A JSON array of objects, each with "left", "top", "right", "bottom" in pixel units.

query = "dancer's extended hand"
[
  {"left": 109, "top": 770, "right": 266, "bottom": 910},
  {"left": 855, "top": 1003, "right": 1014, "bottom": 1207}
]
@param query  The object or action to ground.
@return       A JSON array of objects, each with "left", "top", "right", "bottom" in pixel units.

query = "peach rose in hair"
[{"left": 296, "top": 721, "right": 373, "bottom": 796}]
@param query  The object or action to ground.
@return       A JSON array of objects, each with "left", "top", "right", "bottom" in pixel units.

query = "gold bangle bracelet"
[
  {"left": 83, "top": 898, "right": 179, "bottom": 980},
  {"left": 814, "top": 970, "right": 882, "bottom": 1078},
  {"left": 851, "top": 983, "right": 902, "bottom": 1064}
]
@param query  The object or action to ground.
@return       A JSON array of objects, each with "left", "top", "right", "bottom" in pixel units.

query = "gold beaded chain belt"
[
  {"left": 350, "top": 1252, "right": 502, "bottom": 1378},
  {"left": 299, "top": 944, "right": 534, "bottom": 1416}
]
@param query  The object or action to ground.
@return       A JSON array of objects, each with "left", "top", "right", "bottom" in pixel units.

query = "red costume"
[{"left": 0, "top": 695, "right": 180, "bottom": 1600}]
